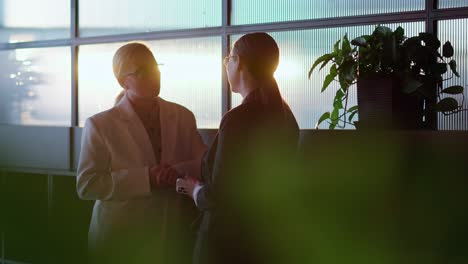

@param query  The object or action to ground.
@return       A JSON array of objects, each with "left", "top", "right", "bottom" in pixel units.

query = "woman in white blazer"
[{"left": 77, "top": 42, "right": 207, "bottom": 264}]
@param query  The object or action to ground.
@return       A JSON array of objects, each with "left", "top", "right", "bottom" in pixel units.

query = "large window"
[
  {"left": 0, "top": 47, "right": 71, "bottom": 126},
  {"left": 79, "top": 0, "right": 222, "bottom": 37},
  {"left": 0, "top": 1, "right": 467, "bottom": 129},
  {"left": 438, "top": 18, "right": 468, "bottom": 130},
  {"left": 79, "top": 37, "right": 222, "bottom": 128},
  {"left": 231, "top": 0, "right": 425, "bottom": 25},
  {"left": 231, "top": 23, "right": 424, "bottom": 129},
  {"left": 1, "top": 3, "right": 468, "bottom": 263},
  {"left": 0, "top": 0, "right": 69, "bottom": 43},
  {"left": 438, "top": 0, "right": 468, "bottom": 8}
]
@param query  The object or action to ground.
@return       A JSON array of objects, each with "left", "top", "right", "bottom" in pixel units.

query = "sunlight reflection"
[
  {"left": 0, "top": 47, "right": 70, "bottom": 126},
  {"left": 78, "top": 38, "right": 222, "bottom": 128}
]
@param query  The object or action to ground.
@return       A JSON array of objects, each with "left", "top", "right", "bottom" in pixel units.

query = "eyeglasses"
[
  {"left": 126, "top": 64, "right": 162, "bottom": 79},
  {"left": 223, "top": 55, "right": 238, "bottom": 66}
]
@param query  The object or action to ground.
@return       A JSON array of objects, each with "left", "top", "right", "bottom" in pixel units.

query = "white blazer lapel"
[{"left": 116, "top": 95, "right": 156, "bottom": 166}]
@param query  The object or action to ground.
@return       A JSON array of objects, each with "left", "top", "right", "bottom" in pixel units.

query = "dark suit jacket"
[{"left": 194, "top": 88, "right": 299, "bottom": 264}]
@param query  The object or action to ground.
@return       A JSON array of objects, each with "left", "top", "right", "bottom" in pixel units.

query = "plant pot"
[{"left": 357, "top": 77, "right": 424, "bottom": 130}]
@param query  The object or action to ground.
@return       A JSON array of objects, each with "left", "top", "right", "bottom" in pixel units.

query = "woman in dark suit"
[{"left": 180, "top": 32, "right": 299, "bottom": 264}]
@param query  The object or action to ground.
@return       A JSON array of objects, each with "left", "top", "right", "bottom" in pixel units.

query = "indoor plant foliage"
[{"left": 309, "top": 25, "right": 465, "bottom": 129}]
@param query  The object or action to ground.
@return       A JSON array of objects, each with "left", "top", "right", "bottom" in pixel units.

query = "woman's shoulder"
[{"left": 219, "top": 104, "right": 251, "bottom": 129}]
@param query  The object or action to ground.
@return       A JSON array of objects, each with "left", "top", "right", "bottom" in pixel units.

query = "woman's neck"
[
  {"left": 127, "top": 91, "right": 156, "bottom": 110},
  {"left": 238, "top": 77, "right": 258, "bottom": 99}
]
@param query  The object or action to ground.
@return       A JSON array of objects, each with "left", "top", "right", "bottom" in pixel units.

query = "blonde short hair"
[{"left": 112, "top": 42, "right": 157, "bottom": 87}]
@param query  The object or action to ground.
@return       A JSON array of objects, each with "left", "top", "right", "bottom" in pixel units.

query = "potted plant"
[{"left": 309, "top": 25, "right": 465, "bottom": 129}]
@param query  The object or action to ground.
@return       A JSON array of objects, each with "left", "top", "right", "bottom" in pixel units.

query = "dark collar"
[{"left": 241, "top": 88, "right": 261, "bottom": 105}]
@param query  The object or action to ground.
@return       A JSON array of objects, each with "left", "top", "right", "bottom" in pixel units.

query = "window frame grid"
[{"left": 0, "top": 0, "right": 467, "bottom": 170}]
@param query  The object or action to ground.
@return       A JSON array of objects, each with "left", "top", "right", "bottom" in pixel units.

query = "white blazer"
[{"left": 76, "top": 94, "right": 207, "bottom": 251}]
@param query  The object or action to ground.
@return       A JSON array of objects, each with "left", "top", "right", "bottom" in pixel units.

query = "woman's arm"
[
  {"left": 76, "top": 118, "right": 153, "bottom": 201},
  {"left": 193, "top": 115, "right": 243, "bottom": 211}
]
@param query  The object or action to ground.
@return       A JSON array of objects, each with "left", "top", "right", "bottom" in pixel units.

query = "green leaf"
[
  {"left": 347, "top": 105, "right": 358, "bottom": 113},
  {"left": 322, "top": 66, "right": 337, "bottom": 92},
  {"left": 402, "top": 78, "right": 424, "bottom": 94},
  {"left": 442, "top": 41, "right": 454, "bottom": 58},
  {"left": 319, "top": 56, "right": 335, "bottom": 71},
  {"left": 330, "top": 63, "right": 338, "bottom": 74},
  {"left": 342, "top": 34, "right": 351, "bottom": 54},
  {"left": 338, "top": 61, "right": 357, "bottom": 87},
  {"left": 351, "top": 36, "right": 368, "bottom": 47},
  {"left": 374, "top": 26, "right": 392, "bottom": 37},
  {"left": 404, "top": 36, "right": 421, "bottom": 49},
  {"left": 394, "top": 26, "right": 405, "bottom": 42},
  {"left": 431, "top": 63, "right": 447, "bottom": 75},
  {"left": 315, "top": 112, "right": 330, "bottom": 129},
  {"left": 336, "top": 89, "right": 345, "bottom": 99},
  {"left": 333, "top": 39, "right": 341, "bottom": 54},
  {"left": 348, "top": 110, "right": 358, "bottom": 123},
  {"left": 331, "top": 107, "right": 339, "bottom": 121},
  {"left": 442, "top": 85, "right": 464, "bottom": 95},
  {"left": 335, "top": 54, "right": 344, "bottom": 65},
  {"left": 338, "top": 71, "right": 348, "bottom": 91},
  {"left": 419, "top": 32, "right": 440, "bottom": 48},
  {"left": 309, "top": 53, "right": 334, "bottom": 78},
  {"left": 435, "top": 98, "right": 459, "bottom": 112},
  {"left": 449, "top": 60, "right": 460, "bottom": 77},
  {"left": 333, "top": 90, "right": 344, "bottom": 109}
]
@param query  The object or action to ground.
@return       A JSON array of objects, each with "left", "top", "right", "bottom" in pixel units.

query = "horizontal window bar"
[
  {"left": 431, "top": 7, "right": 468, "bottom": 20},
  {"left": 0, "top": 39, "right": 72, "bottom": 50},
  {"left": 1, "top": 7, "right": 467, "bottom": 50},
  {"left": 73, "top": 27, "right": 224, "bottom": 46}
]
